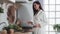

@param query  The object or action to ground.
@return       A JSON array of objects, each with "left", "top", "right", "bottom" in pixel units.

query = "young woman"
[{"left": 33, "top": 1, "right": 48, "bottom": 34}]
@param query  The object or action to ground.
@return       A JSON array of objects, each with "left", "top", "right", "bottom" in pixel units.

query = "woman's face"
[{"left": 34, "top": 3, "right": 40, "bottom": 10}]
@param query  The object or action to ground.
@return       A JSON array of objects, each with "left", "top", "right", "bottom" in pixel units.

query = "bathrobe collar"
[{"left": 34, "top": 10, "right": 42, "bottom": 16}]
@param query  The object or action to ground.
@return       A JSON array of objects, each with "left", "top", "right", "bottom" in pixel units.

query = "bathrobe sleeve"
[{"left": 37, "top": 11, "right": 48, "bottom": 28}]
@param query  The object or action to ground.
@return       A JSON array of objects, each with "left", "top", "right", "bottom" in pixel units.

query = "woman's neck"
[{"left": 38, "top": 9, "right": 40, "bottom": 11}]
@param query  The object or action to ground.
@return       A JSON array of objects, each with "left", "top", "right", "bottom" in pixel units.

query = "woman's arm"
[
  {"left": 33, "top": 11, "right": 48, "bottom": 28},
  {"left": 33, "top": 24, "right": 41, "bottom": 28},
  {"left": 38, "top": 11, "right": 48, "bottom": 28}
]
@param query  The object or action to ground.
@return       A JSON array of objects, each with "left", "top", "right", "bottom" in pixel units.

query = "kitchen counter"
[
  {"left": 15, "top": 32, "right": 32, "bottom": 34},
  {"left": 1, "top": 30, "right": 32, "bottom": 34}
]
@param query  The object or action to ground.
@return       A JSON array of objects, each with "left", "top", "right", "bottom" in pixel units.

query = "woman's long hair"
[{"left": 33, "top": 1, "right": 43, "bottom": 15}]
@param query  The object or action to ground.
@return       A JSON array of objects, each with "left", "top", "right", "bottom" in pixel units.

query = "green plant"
[
  {"left": 53, "top": 24, "right": 60, "bottom": 32},
  {"left": 3, "top": 24, "right": 15, "bottom": 31},
  {"left": 0, "top": 7, "right": 4, "bottom": 13},
  {"left": 3, "top": 24, "right": 23, "bottom": 32},
  {"left": 28, "top": 0, "right": 32, "bottom": 1},
  {"left": 8, "top": 24, "right": 15, "bottom": 29}
]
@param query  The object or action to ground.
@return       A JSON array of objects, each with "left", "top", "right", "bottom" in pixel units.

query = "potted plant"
[
  {"left": 53, "top": 24, "right": 60, "bottom": 34},
  {"left": 28, "top": 0, "right": 32, "bottom": 1},
  {"left": 0, "top": 7, "right": 4, "bottom": 13},
  {"left": 28, "top": 0, "right": 33, "bottom": 3},
  {"left": 3, "top": 24, "right": 23, "bottom": 32}
]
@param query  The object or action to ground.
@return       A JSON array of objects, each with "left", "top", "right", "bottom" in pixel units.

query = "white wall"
[
  {"left": 0, "top": 3, "right": 13, "bottom": 31},
  {"left": 0, "top": 3, "right": 9, "bottom": 25},
  {"left": 0, "top": 3, "right": 8, "bottom": 31}
]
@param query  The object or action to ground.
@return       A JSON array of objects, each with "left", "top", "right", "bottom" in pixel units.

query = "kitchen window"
[{"left": 43, "top": 0, "right": 60, "bottom": 34}]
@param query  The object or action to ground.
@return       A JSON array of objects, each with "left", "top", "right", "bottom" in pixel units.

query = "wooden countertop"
[{"left": 15, "top": 32, "right": 32, "bottom": 34}]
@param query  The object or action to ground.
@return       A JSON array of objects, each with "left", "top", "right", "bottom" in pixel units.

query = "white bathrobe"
[{"left": 33, "top": 10, "right": 48, "bottom": 34}]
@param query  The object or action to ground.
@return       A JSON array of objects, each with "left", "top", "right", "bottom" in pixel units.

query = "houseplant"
[
  {"left": 0, "top": 7, "right": 4, "bottom": 13},
  {"left": 3, "top": 24, "right": 23, "bottom": 32},
  {"left": 28, "top": 0, "right": 33, "bottom": 3},
  {"left": 53, "top": 24, "right": 60, "bottom": 32},
  {"left": 28, "top": 0, "right": 32, "bottom": 1}
]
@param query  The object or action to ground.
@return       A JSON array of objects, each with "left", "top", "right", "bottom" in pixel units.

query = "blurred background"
[{"left": 0, "top": 0, "right": 60, "bottom": 34}]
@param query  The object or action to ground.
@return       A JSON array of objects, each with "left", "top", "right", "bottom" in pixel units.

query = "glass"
[
  {"left": 49, "top": 25, "right": 55, "bottom": 31},
  {"left": 49, "top": 0, "right": 55, "bottom": 4},
  {"left": 44, "top": 5, "right": 48, "bottom": 11},
  {"left": 49, "top": 19, "right": 55, "bottom": 24},
  {"left": 49, "top": 32, "right": 56, "bottom": 34},
  {"left": 49, "top": 5, "right": 55, "bottom": 11},
  {"left": 49, "top": 12, "right": 55, "bottom": 18},
  {"left": 56, "top": 0, "right": 60, "bottom": 4},
  {"left": 56, "top": 5, "right": 60, "bottom": 11},
  {"left": 45, "top": 25, "right": 49, "bottom": 31},
  {"left": 45, "top": 12, "right": 48, "bottom": 18},
  {"left": 45, "top": 32, "right": 49, "bottom": 34},
  {"left": 43, "top": 0, "right": 48, "bottom": 4},
  {"left": 56, "top": 19, "right": 60, "bottom": 24},
  {"left": 56, "top": 12, "right": 60, "bottom": 18}
]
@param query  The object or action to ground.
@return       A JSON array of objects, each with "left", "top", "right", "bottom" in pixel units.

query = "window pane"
[
  {"left": 49, "top": 32, "right": 56, "bottom": 34},
  {"left": 56, "top": 32, "right": 60, "bottom": 34},
  {"left": 44, "top": 25, "right": 49, "bottom": 31},
  {"left": 45, "top": 32, "right": 49, "bottom": 34},
  {"left": 56, "top": 19, "right": 60, "bottom": 24},
  {"left": 44, "top": 5, "right": 48, "bottom": 11},
  {"left": 56, "top": 0, "right": 60, "bottom": 4},
  {"left": 49, "top": 5, "right": 55, "bottom": 11},
  {"left": 49, "top": 0, "right": 55, "bottom": 4},
  {"left": 56, "top": 12, "right": 60, "bottom": 18},
  {"left": 45, "top": 12, "right": 48, "bottom": 18},
  {"left": 43, "top": 0, "right": 48, "bottom": 4},
  {"left": 38, "top": 31, "right": 48, "bottom": 34},
  {"left": 49, "top": 19, "right": 55, "bottom": 24},
  {"left": 49, "top": 25, "right": 55, "bottom": 31},
  {"left": 56, "top": 5, "right": 60, "bottom": 11},
  {"left": 49, "top": 12, "right": 55, "bottom": 18}
]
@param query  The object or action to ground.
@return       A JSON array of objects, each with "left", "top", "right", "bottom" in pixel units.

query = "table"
[{"left": 15, "top": 32, "right": 32, "bottom": 34}]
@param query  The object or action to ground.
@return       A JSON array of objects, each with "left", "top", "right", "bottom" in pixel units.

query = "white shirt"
[{"left": 33, "top": 10, "right": 48, "bottom": 28}]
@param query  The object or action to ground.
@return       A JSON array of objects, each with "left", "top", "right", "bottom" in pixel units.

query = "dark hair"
[{"left": 33, "top": 1, "right": 43, "bottom": 15}]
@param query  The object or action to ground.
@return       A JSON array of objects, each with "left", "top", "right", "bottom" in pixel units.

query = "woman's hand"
[
  {"left": 28, "top": 29, "right": 33, "bottom": 32},
  {"left": 16, "top": 19, "right": 22, "bottom": 25},
  {"left": 27, "top": 21, "right": 33, "bottom": 25},
  {"left": 33, "top": 24, "right": 41, "bottom": 28}
]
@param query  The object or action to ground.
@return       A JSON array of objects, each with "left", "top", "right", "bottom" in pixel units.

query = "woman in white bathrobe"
[{"left": 33, "top": 1, "right": 48, "bottom": 34}]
